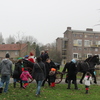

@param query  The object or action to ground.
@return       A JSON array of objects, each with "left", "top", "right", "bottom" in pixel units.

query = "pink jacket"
[{"left": 20, "top": 71, "right": 32, "bottom": 81}]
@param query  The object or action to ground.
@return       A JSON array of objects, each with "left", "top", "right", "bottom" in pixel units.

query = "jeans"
[
  {"left": 0, "top": 75, "right": 10, "bottom": 92},
  {"left": 36, "top": 80, "right": 43, "bottom": 95}
]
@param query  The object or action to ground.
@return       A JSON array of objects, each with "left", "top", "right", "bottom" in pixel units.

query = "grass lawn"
[{"left": 0, "top": 82, "right": 100, "bottom": 100}]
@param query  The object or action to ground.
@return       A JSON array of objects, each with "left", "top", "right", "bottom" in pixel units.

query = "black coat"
[
  {"left": 44, "top": 53, "right": 49, "bottom": 62},
  {"left": 63, "top": 61, "right": 77, "bottom": 81},
  {"left": 12, "top": 62, "right": 22, "bottom": 79},
  {"left": 45, "top": 62, "right": 51, "bottom": 77},
  {"left": 32, "top": 61, "right": 46, "bottom": 81},
  {"left": 49, "top": 74, "right": 56, "bottom": 83}
]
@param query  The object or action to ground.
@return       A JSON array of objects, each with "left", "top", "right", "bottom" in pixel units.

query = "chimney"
[
  {"left": 86, "top": 28, "right": 93, "bottom": 31},
  {"left": 67, "top": 27, "right": 71, "bottom": 30}
]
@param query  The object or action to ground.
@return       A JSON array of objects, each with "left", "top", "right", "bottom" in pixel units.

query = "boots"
[
  {"left": 67, "top": 80, "right": 71, "bottom": 89},
  {"left": 0, "top": 88, "right": 3, "bottom": 93},
  {"left": 85, "top": 90, "right": 88, "bottom": 94},
  {"left": 14, "top": 82, "right": 16, "bottom": 88}
]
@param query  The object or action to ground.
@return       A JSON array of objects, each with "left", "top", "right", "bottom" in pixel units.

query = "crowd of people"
[{"left": 0, "top": 50, "right": 93, "bottom": 96}]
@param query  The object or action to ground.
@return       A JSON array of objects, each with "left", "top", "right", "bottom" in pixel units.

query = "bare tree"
[
  {"left": 22, "top": 35, "right": 37, "bottom": 45},
  {"left": 5, "top": 35, "right": 15, "bottom": 44},
  {"left": 0, "top": 33, "right": 4, "bottom": 44}
]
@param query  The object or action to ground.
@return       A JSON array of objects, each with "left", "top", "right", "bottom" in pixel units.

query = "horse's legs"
[
  {"left": 80, "top": 72, "right": 86, "bottom": 84},
  {"left": 90, "top": 71, "right": 97, "bottom": 84}
]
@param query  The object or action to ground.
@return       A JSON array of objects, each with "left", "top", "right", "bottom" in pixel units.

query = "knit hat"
[
  {"left": 24, "top": 55, "right": 29, "bottom": 58},
  {"left": 51, "top": 68, "right": 56, "bottom": 71},
  {"left": 30, "top": 52, "right": 34, "bottom": 56},
  {"left": 71, "top": 59, "right": 76, "bottom": 63},
  {"left": 18, "top": 57, "right": 23, "bottom": 60},
  {"left": 5, "top": 53, "right": 10, "bottom": 58}
]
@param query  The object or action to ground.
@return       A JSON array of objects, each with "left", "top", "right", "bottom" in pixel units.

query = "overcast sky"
[{"left": 0, "top": 0, "right": 100, "bottom": 45}]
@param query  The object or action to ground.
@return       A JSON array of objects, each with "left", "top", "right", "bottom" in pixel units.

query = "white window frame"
[
  {"left": 73, "top": 53, "right": 78, "bottom": 59},
  {"left": 87, "top": 53, "right": 92, "bottom": 58}
]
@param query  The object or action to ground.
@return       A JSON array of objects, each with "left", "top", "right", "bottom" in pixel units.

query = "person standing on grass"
[
  {"left": 83, "top": 72, "right": 92, "bottom": 94},
  {"left": 32, "top": 57, "right": 46, "bottom": 96},
  {"left": 20, "top": 67, "right": 33, "bottom": 88},
  {"left": 49, "top": 68, "right": 56, "bottom": 87},
  {"left": 42, "top": 58, "right": 51, "bottom": 86},
  {"left": 12, "top": 57, "right": 24, "bottom": 88},
  {"left": 44, "top": 50, "right": 49, "bottom": 62},
  {"left": 62, "top": 59, "right": 78, "bottom": 90},
  {"left": 0, "top": 53, "right": 12, "bottom": 93}
]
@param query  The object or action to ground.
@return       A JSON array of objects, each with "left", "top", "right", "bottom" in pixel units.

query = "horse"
[{"left": 77, "top": 55, "right": 99, "bottom": 84}]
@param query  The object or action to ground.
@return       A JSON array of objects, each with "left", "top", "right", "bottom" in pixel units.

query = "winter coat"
[
  {"left": 20, "top": 71, "right": 32, "bottom": 81},
  {"left": 84, "top": 76, "right": 92, "bottom": 86},
  {"left": 40, "top": 54, "right": 45, "bottom": 62},
  {"left": 0, "top": 58, "right": 12, "bottom": 76},
  {"left": 32, "top": 61, "right": 46, "bottom": 81},
  {"left": 28, "top": 56, "right": 35, "bottom": 63},
  {"left": 44, "top": 53, "right": 49, "bottom": 62},
  {"left": 23, "top": 59, "right": 34, "bottom": 69},
  {"left": 49, "top": 71, "right": 56, "bottom": 83},
  {"left": 45, "top": 62, "right": 52, "bottom": 77},
  {"left": 63, "top": 61, "right": 77, "bottom": 81},
  {"left": 12, "top": 62, "right": 23, "bottom": 79}
]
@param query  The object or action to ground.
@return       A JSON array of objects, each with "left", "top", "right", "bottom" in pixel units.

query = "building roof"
[
  {"left": 64, "top": 28, "right": 100, "bottom": 34},
  {"left": 0, "top": 43, "right": 28, "bottom": 50}
]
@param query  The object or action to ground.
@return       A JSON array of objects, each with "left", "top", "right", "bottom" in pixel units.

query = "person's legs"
[
  {"left": 85, "top": 86, "right": 89, "bottom": 94},
  {"left": 3, "top": 75, "right": 10, "bottom": 93},
  {"left": 47, "top": 76, "right": 51, "bottom": 86},
  {"left": 13, "top": 79, "right": 17, "bottom": 88},
  {"left": 0, "top": 76, "right": 6, "bottom": 87},
  {"left": 74, "top": 80, "right": 78, "bottom": 89},
  {"left": 36, "top": 80, "right": 43, "bottom": 95},
  {"left": 23, "top": 82, "right": 29, "bottom": 88},
  {"left": 67, "top": 80, "right": 71, "bottom": 89},
  {"left": 42, "top": 77, "right": 47, "bottom": 86}
]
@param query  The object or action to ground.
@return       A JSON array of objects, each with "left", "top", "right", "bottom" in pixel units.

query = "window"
[
  {"left": 84, "top": 40, "right": 90, "bottom": 47},
  {"left": 15, "top": 51, "right": 18, "bottom": 55},
  {"left": 73, "top": 53, "right": 78, "bottom": 59},
  {"left": 73, "top": 34, "right": 77, "bottom": 37},
  {"left": 95, "top": 35, "right": 98, "bottom": 39},
  {"left": 95, "top": 48, "right": 98, "bottom": 52},
  {"left": 78, "top": 47, "right": 82, "bottom": 50},
  {"left": 87, "top": 54, "right": 92, "bottom": 58},
  {"left": 73, "top": 47, "right": 77, "bottom": 50},
  {"left": 62, "top": 50, "right": 66, "bottom": 55},
  {"left": 73, "top": 39, "right": 82, "bottom": 46},
  {"left": 77, "top": 40, "right": 82, "bottom": 46},
  {"left": 89, "top": 35, "right": 93, "bottom": 38},
  {"left": 79, "top": 34, "right": 82, "bottom": 37},
  {"left": 84, "top": 48, "right": 88, "bottom": 51},
  {"left": 63, "top": 41, "right": 67, "bottom": 48}
]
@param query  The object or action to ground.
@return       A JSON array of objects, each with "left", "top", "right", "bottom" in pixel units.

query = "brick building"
[
  {"left": 0, "top": 43, "right": 35, "bottom": 60},
  {"left": 56, "top": 27, "right": 100, "bottom": 64}
]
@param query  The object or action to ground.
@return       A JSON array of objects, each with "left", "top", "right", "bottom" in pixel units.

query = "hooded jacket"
[{"left": 0, "top": 58, "right": 12, "bottom": 76}]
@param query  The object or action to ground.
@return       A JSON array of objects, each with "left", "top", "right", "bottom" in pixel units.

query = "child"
[
  {"left": 83, "top": 72, "right": 92, "bottom": 94},
  {"left": 20, "top": 67, "right": 33, "bottom": 88},
  {"left": 49, "top": 68, "right": 56, "bottom": 87}
]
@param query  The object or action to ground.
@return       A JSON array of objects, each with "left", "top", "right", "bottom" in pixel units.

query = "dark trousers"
[
  {"left": 85, "top": 86, "right": 89, "bottom": 94},
  {"left": 42, "top": 76, "right": 50, "bottom": 86},
  {"left": 67, "top": 80, "right": 78, "bottom": 89}
]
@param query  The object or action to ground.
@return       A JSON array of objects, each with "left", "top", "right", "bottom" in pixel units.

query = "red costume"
[{"left": 28, "top": 52, "right": 35, "bottom": 63}]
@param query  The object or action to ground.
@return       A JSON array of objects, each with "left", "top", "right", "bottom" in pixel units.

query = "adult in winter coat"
[
  {"left": 32, "top": 57, "right": 46, "bottom": 96},
  {"left": 0, "top": 53, "right": 12, "bottom": 93},
  {"left": 12, "top": 57, "right": 24, "bottom": 88},
  {"left": 40, "top": 51, "right": 45, "bottom": 62},
  {"left": 44, "top": 50, "right": 49, "bottom": 62},
  {"left": 62, "top": 59, "right": 78, "bottom": 90},
  {"left": 42, "top": 58, "right": 51, "bottom": 86}
]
